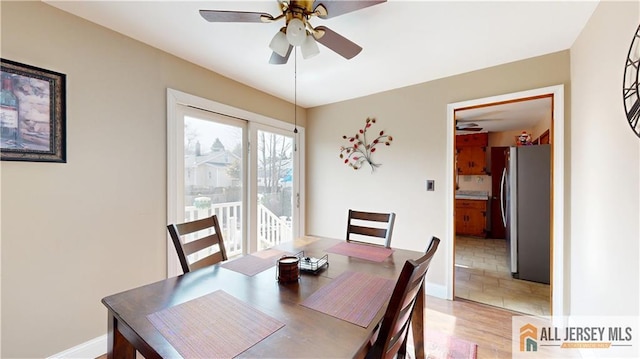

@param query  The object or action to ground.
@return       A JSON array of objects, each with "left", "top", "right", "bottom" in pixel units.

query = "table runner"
[
  {"left": 147, "top": 290, "right": 284, "bottom": 358},
  {"left": 301, "top": 271, "right": 395, "bottom": 328},
  {"left": 325, "top": 241, "right": 394, "bottom": 262},
  {"left": 221, "top": 249, "right": 288, "bottom": 276}
]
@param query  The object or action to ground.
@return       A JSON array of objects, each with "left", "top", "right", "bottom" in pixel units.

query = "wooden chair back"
[
  {"left": 365, "top": 236, "right": 441, "bottom": 359},
  {"left": 346, "top": 209, "right": 396, "bottom": 248},
  {"left": 167, "top": 215, "right": 228, "bottom": 274}
]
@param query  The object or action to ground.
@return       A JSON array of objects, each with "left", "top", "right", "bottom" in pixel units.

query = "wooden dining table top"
[{"left": 101, "top": 237, "right": 426, "bottom": 358}]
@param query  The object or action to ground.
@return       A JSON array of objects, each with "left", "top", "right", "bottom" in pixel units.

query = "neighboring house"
[{"left": 185, "top": 141, "right": 239, "bottom": 191}]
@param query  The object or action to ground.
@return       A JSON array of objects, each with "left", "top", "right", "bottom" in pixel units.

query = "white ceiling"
[
  {"left": 456, "top": 96, "right": 552, "bottom": 133},
  {"left": 44, "top": 0, "right": 598, "bottom": 110}
]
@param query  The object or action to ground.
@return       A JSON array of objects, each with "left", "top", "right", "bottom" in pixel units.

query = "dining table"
[{"left": 102, "top": 236, "right": 427, "bottom": 358}]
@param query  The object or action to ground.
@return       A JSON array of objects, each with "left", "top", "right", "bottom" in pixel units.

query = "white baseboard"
[
  {"left": 425, "top": 281, "right": 447, "bottom": 299},
  {"left": 48, "top": 334, "right": 106, "bottom": 359}
]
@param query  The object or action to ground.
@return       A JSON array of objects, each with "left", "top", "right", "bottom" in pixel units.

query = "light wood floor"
[
  {"left": 96, "top": 295, "right": 518, "bottom": 359},
  {"left": 424, "top": 295, "right": 519, "bottom": 358},
  {"left": 455, "top": 235, "right": 551, "bottom": 316}
]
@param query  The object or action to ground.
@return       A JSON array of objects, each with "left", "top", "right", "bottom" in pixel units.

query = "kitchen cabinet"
[
  {"left": 456, "top": 146, "right": 487, "bottom": 175},
  {"left": 455, "top": 199, "right": 487, "bottom": 237},
  {"left": 456, "top": 133, "right": 488, "bottom": 175},
  {"left": 456, "top": 133, "right": 488, "bottom": 147}
]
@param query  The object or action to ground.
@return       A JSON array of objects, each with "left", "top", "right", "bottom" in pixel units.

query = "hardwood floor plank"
[{"left": 424, "top": 296, "right": 519, "bottom": 359}]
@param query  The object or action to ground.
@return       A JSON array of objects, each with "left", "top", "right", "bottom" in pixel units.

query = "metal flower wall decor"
[{"left": 339, "top": 117, "right": 393, "bottom": 171}]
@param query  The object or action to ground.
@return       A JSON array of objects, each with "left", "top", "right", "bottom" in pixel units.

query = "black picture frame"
[{"left": 1, "top": 58, "right": 66, "bottom": 162}]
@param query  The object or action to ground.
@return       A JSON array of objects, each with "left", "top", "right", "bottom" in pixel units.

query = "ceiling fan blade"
[
  {"left": 313, "top": 0, "right": 386, "bottom": 19},
  {"left": 313, "top": 26, "right": 361, "bottom": 59},
  {"left": 459, "top": 118, "right": 501, "bottom": 123},
  {"left": 199, "top": 10, "right": 273, "bottom": 23},
  {"left": 456, "top": 122, "right": 479, "bottom": 128},
  {"left": 269, "top": 45, "right": 293, "bottom": 64},
  {"left": 457, "top": 127, "right": 483, "bottom": 132}
]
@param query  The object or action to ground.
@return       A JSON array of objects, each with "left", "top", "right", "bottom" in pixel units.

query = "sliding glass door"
[
  {"left": 167, "top": 90, "right": 303, "bottom": 276},
  {"left": 176, "top": 106, "right": 247, "bottom": 260},
  {"left": 252, "top": 126, "right": 296, "bottom": 252}
]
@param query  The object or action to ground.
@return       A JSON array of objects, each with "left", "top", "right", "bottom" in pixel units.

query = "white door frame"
[{"left": 445, "top": 85, "right": 565, "bottom": 318}]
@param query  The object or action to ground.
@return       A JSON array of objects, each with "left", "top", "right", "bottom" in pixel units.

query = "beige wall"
[
  {"left": 489, "top": 129, "right": 533, "bottom": 147},
  {"left": 0, "top": 2, "right": 304, "bottom": 357},
  {"left": 569, "top": 0, "right": 639, "bottom": 315},
  {"left": 306, "top": 52, "right": 571, "bottom": 293}
]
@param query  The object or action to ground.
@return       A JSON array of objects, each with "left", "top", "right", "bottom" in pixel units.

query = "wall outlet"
[{"left": 426, "top": 180, "right": 435, "bottom": 191}]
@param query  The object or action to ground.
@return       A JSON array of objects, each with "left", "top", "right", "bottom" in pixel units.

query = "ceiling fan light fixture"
[
  {"left": 301, "top": 34, "right": 319, "bottom": 59},
  {"left": 269, "top": 30, "right": 289, "bottom": 57},
  {"left": 286, "top": 18, "right": 307, "bottom": 46}
]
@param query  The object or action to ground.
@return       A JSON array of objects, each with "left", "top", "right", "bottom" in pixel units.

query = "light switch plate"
[{"left": 426, "top": 180, "right": 435, "bottom": 191}]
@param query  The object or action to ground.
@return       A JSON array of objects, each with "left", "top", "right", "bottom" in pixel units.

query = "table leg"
[
  {"left": 411, "top": 283, "right": 425, "bottom": 359},
  {"left": 107, "top": 311, "right": 136, "bottom": 359}
]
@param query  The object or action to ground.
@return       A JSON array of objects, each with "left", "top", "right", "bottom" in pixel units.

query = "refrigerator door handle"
[{"left": 500, "top": 167, "right": 507, "bottom": 226}]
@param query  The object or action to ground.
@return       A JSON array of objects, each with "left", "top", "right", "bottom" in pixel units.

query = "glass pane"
[
  {"left": 257, "top": 130, "right": 294, "bottom": 250},
  {"left": 184, "top": 115, "right": 244, "bottom": 258}
]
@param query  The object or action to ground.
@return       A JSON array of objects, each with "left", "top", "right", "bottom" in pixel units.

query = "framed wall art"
[{"left": 1, "top": 58, "right": 66, "bottom": 162}]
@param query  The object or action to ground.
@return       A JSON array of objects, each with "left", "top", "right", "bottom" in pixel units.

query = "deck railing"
[
  {"left": 258, "top": 204, "right": 292, "bottom": 250},
  {"left": 184, "top": 201, "right": 291, "bottom": 258}
]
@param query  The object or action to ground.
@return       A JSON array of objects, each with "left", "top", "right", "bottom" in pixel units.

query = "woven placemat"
[
  {"left": 301, "top": 271, "right": 395, "bottom": 328},
  {"left": 147, "top": 290, "right": 284, "bottom": 358},
  {"left": 221, "top": 249, "right": 288, "bottom": 276}
]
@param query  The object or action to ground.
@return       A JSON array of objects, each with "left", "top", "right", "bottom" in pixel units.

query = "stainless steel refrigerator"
[{"left": 500, "top": 145, "right": 551, "bottom": 284}]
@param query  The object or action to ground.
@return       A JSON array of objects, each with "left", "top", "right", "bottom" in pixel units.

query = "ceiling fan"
[
  {"left": 199, "top": 0, "right": 386, "bottom": 64},
  {"left": 455, "top": 120, "right": 483, "bottom": 132}
]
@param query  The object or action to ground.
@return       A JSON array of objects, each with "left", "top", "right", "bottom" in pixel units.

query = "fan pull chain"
[
  {"left": 293, "top": 49, "right": 298, "bottom": 152},
  {"left": 294, "top": 50, "right": 298, "bottom": 135}
]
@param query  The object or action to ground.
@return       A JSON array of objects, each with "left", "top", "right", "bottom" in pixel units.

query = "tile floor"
[{"left": 454, "top": 236, "right": 551, "bottom": 316}]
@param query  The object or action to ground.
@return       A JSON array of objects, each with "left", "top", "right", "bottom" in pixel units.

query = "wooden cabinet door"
[
  {"left": 456, "top": 133, "right": 488, "bottom": 147},
  {"left": 456, "top": 147, "right": 486, "bottom": 175},
  {"left": 456, "top": 148, "right": 471, "bottom": 174},
  {"left": 455, "top": 208, "right": 468, "bottom": 234},
  {"left": 455, "top": 200, "right": 487, "bottom": 237},
  {"left": 466, "top": 209, "right": 486, "bottom": 236},
  {"left": 469, "top": 147, "right": 486, "bottom": 174}
]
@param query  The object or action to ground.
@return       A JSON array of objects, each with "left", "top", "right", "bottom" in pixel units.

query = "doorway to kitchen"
[{"left": 445, "top": 85, "right": 565, "bottom": 318}]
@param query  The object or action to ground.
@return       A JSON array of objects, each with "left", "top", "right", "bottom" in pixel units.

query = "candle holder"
[{"left": 276, "top": 256, "right": 300, "bottom": 284}]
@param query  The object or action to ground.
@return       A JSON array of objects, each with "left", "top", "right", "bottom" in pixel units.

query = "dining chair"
[
  {"left": 346, "top": 209, "right": 396, "bottom": 248},
  {"left": 167, "top": 215, "right": 228, "bottom": 274},
  {"left": 361, "top": 236, "right": 441, "bottom": 359}
]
